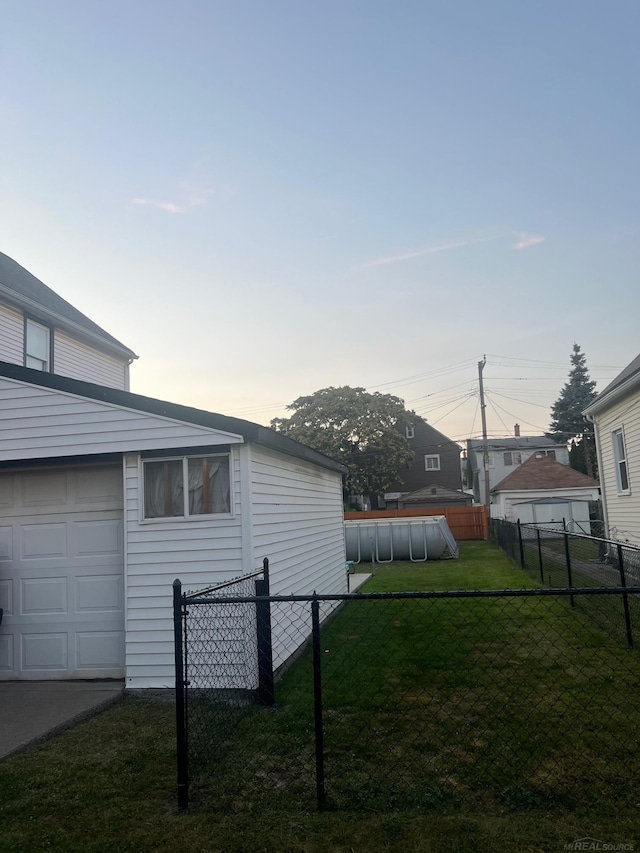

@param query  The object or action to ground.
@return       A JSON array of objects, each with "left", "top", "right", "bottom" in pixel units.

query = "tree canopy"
[
  {"left": 270, "top": 386, "right": 414, "bottom": 499},
  {"left": 547, "top": 344, "right": 598, "bottom": 477}
]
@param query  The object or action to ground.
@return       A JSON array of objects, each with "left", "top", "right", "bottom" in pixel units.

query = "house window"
[
  {"left": 405, "top": 425, "right": 415, "bottom": 439},
  {"left": 539, "top": 449, "right": 556, "bottom": 460},
  {"left": 612, "top": 428, "right": 630, "bottom": 494},
  {"left": 143, "top": 454, "right": 231, "bottom": 519},
  {"left": 25, "top": 318, "right": 52, "bottom": 371},
  {"left": 424, "top": 454, "right": 440, "bottom": 471},
  {"left": 503, "top": 452, "right": 522, "bottom": 466}
]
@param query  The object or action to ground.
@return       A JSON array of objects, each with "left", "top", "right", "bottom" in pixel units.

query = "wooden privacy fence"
[{"left": 344, "top": 506, "right": 488, "bottom": 540}]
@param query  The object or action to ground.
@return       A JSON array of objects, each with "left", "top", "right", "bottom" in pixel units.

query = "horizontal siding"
[
  {"left": 124, "top": 449, "right": 244, "bottom": 688},
  {"left": 0, "top": 378, "right": 242, "bottom": 460},
  {"left": 0, "top": 303, "right": 23, "bottom": 365},
  {"left": 54, "top": 330, "right": 128, "bottom": 389},
  {"left": 250, "top": 445, "right": 346, "bottom": 597},
  {"left": 595, "top": 389, "right": 640, "bottom": 544}
]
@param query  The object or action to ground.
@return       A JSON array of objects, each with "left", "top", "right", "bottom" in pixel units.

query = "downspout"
[{"left": 585, "top": 412, "right": 609, "bottom": 538}]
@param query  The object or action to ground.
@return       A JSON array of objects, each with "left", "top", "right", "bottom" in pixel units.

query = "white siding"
[
  {"left": 250, "top": 445, "right": 346, "bottom": 596},
  {"left": 124, "top": 450, "right": 245, "bottom": 688},
  {"left": 54, "top": 330, "right": 128, "bottom": 389},
  {"left": 251, "top": 446, "right": 346, "bottom": 671},
  {"left": 0, "top": 303, "right": 24, "bottom": 365},
  {"left": 593, "top": 388, "right": 640, "bottom": 544},
  {"left": 0, "top": 377, "right": 243, "bottom": 461}
]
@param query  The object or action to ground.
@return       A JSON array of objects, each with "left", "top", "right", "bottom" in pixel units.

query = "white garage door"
[{"left": 0, "top": 465, "right": 124, "bottom": 680}]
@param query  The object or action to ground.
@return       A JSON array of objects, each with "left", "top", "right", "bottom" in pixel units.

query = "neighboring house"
[
  {"left": 467, "top": 430, "right": 570, "bottom": 505},
  {"left": 0, "top": 251, "right": 137, "bottom": 389},
  {"left": 490, "top": 453, "right": 600, "bottom": 533},
  {"left": 0, "top": 255, "right": 347, "bottom": 687},
  {"left": 584, "top": 353, "right": 640, "bottom": 545},
  {"left": 382, "top": 417, "right": 463, "bottom": 506}
]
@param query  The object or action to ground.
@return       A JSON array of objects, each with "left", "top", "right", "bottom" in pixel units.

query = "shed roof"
[
  {"left": 491, "top": 453, "right": 598, "bottom": 493},
  {"left": 0, "top": 251, "right": 137, "bottom": 360},
  {"left": 0, "top": 360, "right": 347, "bottom": 475},
  {"left": 400, "top": 484, "right": 470, "bottom": 503}
]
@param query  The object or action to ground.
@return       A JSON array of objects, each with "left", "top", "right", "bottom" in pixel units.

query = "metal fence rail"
[{"left": 174, "top": 580, "right": 640, "bottom": 813}]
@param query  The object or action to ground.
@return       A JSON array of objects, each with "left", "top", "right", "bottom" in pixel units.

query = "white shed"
[{"left": 0, "top": 362, "right": 347, "bottom": 688}]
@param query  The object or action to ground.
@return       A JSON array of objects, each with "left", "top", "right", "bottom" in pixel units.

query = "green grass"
[{"left": 2, "top": 541, "right": 640, "bottom": 852}]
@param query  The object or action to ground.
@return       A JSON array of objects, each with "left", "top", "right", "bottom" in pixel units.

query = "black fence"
[
  {"left": 174, "top": 574, "right": 640, "bottom": 814},
  {"left": 491, "top": 518, "right": 640, "bottom": 649}
]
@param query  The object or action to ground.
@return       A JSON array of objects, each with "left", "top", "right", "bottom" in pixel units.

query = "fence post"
[
  {"left": 311, "top": 593, "right": 326, "bottom": 811},
  {"left": 256, "top": 558, "right": 275, "bottom": 706},
  {"left": 517, "top": 520, "right": 525, "bottom": 568},
  {"left": 563, "top": 532, "right": 575, "bottom": 607},
  {"left": 617, "top": 543, "right": 634, "bottom": 648},
  {"left": 173, "top": 578, "right": 189, "bottom": 812},
  {"left": 536, "top": 528, "right": 544, "bottom": 584}
]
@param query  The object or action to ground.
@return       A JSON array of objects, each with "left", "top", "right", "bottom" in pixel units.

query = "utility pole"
[{"left": 478, "top": 356, "right": 490, "bottom": 507}]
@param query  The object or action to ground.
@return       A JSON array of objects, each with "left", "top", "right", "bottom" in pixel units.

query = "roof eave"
[{"left": 584, "top": 371, "right": 640, "bottom": 417}]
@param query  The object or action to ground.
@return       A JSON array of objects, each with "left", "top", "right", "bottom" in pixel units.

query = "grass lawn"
[{"left": 1, "top": 542, "right": 640, "bottom": 852}]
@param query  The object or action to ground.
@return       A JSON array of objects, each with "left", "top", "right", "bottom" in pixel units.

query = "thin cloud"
[
  {"left": 513, "top": 233, "right": 545, "bottom": 250},
  {"left": 356, "top": 236, "right": 490, "bottom": 270},
  {"left": 132, "top": 180, "right": 215, "bottom": 215}
]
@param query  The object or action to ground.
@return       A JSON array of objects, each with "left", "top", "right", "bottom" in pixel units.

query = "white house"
[
  {"left": 584, "top": 353, "right": 640, "bottom": 545},
  {"left": 0, "top": 253, "right": 347, "bottom": 688},
  {"left": 467, "top": 430, "right": 569, "bottom": 505},
  {"left": 490, "top": 452, "right": 600, "bottom": 533},
  {"left": 0, "top": 250, "right": 137, "bottom": 389}
]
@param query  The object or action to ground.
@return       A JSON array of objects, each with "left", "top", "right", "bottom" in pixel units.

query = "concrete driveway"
[{"left": 0, "top": 681, "right": 124, "bottom": 761}]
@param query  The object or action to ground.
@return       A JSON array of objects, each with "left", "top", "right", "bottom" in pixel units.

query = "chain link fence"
[
  {"left": 491, "top": 518, "right": 640, "bottom": 648},
  {"left": 174, "top": 577, "right": 640, "bottom": 814}
]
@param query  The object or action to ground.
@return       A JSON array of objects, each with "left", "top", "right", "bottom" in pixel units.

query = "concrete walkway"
[{"left": 0, "top": 681, "right": 124, "bottom": 761}]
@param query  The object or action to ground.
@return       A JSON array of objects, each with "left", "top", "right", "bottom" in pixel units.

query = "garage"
[{"left": 0, "top": 465, "right": 124, "bottom": 680}]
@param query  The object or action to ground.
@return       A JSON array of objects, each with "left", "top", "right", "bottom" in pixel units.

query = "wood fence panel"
[{"left": 343, "top": 506, "right": 488, "bottom": 540}]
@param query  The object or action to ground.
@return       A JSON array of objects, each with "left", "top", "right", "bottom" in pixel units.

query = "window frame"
[
  {"left": 141, "top": 452, "right": 233, "bottom": 522},
  {"left": 405, "top": 425, "right": 415, "bottom": 440},
  {"left": 424, "top": 453, "right": 441, "bottom": 472},
  {"left": 24, "top": 316, "right": 54, "bottom": 372},
  {"left": 611, "top": 426, "right": 631, "bottom": 496},
  {"left": 503, "top": 451, "right": 522, "bottom": 467}
]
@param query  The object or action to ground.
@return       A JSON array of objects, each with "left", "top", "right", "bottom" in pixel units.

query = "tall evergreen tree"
[{"left": 547, "top": 344, "right": 598, "bottom": 477}]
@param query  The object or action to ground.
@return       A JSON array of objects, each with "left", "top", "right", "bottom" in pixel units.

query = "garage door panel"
[
  {"left": 21, "top": 523, "right": 67, "bottom": 559},
  {"left": 22, "top": 472, "right": 67, "bottom": 506},
  {"left": 0, "top": 635, "right": 13, "bottom": 670},
  {"left": 74, "top": 519, "right": 122, "bottom": 556},
  {"left": 76, "top": 631, "right": 124, "bottom": 669},
  {"left": 22, "top": 632, "right": 67, "bottom": 671},
  {"left": 0, "top": 465, "right": 124, "bottom": 680},
  {"left": 0, "top": 579, "right": 12, "bottom": 614},
  {"left": 76, "top": 574, "right": 122, "bottom": 612},
  {"left": 21, "top": 577, "right": 67, "bottom": 614}
]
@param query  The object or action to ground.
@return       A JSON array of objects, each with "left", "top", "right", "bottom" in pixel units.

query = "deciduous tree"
[{"left": 271, "top": 386, "right": 414, "bottom": 502}]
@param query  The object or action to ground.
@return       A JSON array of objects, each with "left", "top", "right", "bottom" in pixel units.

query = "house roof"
[
  {"left": 0, "top": 251, "right": 137, "bottom": 360},
  {"left": 491, "top": 453, "right": 599, "bottom": 493},
  {"left": 400, "top": 484, "right": 470, "bottom": 503},
  {"left": 0, "top": 360, "right": 347, "bottom": 475},
  {"left": 467, "top": 435, "right": 563, "bottom": 451},
  {"left": 584, "top": 352, "right": 640, "bottom": 415}
]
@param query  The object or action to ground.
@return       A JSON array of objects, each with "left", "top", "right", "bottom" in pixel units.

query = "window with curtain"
[
  {"left": 143, "top": 455, "right": 231, "bottom": 519},
  {"left": 612, "top": 428, "right": 630, "bottom": 494}
]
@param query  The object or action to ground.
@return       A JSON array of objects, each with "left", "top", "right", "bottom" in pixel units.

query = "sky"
[{"left": 1, "top": 1, "right": 639, "bottom": 446}]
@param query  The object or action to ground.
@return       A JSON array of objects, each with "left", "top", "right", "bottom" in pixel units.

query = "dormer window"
[{"left": 25, "top": 318, "right": 52, "bottom": 371}]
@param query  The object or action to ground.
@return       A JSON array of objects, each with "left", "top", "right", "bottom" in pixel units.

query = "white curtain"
[
  {"left": 188, "top": 457, "right": 231, "bottom": 515},
  {"left": 144, "top": 460, "right": 184, "bottom": 518}
]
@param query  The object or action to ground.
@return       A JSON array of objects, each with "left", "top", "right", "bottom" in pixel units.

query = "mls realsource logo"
[{"left": 564, "top": 840, "right": 635, "bottom": 852}]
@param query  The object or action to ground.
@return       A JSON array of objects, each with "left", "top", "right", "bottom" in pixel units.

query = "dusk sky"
[{"left": 1, "top": 1, "right": 638, "bottom": 444}]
